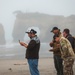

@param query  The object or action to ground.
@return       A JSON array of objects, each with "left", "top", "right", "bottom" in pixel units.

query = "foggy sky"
[{"left": 0, "top": 0, "right": 75, "bottom": 42}]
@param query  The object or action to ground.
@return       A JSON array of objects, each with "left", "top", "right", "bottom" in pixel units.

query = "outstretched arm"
[{"left": 19, "top": 42, "right": 28, "bottom": 48}]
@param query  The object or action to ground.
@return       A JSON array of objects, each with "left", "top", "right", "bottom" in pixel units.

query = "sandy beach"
[{"left": 0, "top": 58, "right": 75, "bottom": 75}]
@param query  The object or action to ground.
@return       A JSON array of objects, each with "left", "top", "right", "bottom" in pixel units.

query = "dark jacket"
[
  {"left": 66, "top": 34, "right": 75, "bottom": 53},
  {"left": 50, "top": 31, "right": 61, "bottom": 56},
  {"left": 26, "top": 36, "right": 40, "bottom": 59},
  {"left": 50, "top": 42, "right": 61, "bottom": 56},
  {"left": 66, "top": 34, "right": 74, "bottom": 49}
]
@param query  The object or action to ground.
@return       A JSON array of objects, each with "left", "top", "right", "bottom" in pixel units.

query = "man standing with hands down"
[{"left": 19, "top": 29, "right": 40, "bottom": 75}]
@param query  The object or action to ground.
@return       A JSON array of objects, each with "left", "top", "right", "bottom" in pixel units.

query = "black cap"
[
  {"left": 51, "top": 27, "right": 59, "bottom": 32},
  {"left": 26, "top": 29, "right": 37, "bottom": 34}
]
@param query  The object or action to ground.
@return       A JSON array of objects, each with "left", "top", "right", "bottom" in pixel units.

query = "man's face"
[
  {"left": 28, "top": 33, "right": 32, "bottom": 38},
  {"left": 63, "top": 31, "right": 67, "bottom": 37},
  {"left": 53, "top": 30, "right": 58, "bottom": 34},
  {"left": 55, "top": 37, "right": 60, "bottom": 42},
  {"left": 28, "top": 33, "right": 35, "bottom": 38}
]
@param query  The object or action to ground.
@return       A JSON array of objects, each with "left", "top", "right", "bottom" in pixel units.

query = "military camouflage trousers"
[{"left": 63, "top": 58, "right": 74, "bottom": 75}]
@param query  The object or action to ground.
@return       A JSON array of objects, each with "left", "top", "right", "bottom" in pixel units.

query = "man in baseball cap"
[
  {"left": 20, "top": 28, "right": 40, "bottom": 75},
  {"left": 49, "top": 27, "right": 63, "bottom": 75}
]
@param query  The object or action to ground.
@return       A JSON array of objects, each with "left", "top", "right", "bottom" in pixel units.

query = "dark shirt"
[
  {"left": 66, "top": 34, "right": 74, "bottom": 49},
  {"left": 26, "top": 36, "right": 40, "bottom": 59}
]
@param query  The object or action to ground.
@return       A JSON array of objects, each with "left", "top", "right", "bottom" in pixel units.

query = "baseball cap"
[
  {"left": 26, "top": 29, "right": 37, "bottom": 34},
  {"left": 51, "top": 27, "right": 59, "bottom": 32}
]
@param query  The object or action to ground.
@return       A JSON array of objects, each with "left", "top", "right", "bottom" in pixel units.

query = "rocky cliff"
[
  {"left": 0, "top": 23, "right": 6, "bottom": 45},
  {"left": 12, "top": 11, "right": 75, "bottom": 42}
]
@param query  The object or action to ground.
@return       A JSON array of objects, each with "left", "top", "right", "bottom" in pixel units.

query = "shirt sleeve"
[{"left": 60, "top": 40, "right": 68, "bottom": 57}]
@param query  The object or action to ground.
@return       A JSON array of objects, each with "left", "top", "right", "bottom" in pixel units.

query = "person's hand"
[
  {"left": 49, "top": 49, "right": 53, "bottom": 52},
  {"left": 49, "top": 42, "right": 53, "bottom": 47},
  {"left": 19, "top": 42, "right": 25, "bottom": 46},
  {"left": 19, "top": 42, "right": 28, "bottom": 48}
]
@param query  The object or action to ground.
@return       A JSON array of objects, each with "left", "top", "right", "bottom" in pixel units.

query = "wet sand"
[{"left": 0, "top": 58, "right": 75, "bottom": 75}]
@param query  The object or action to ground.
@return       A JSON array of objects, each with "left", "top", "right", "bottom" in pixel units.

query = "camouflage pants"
[{"left": 63, "top": 58, "right": 74, "bottom": 75}]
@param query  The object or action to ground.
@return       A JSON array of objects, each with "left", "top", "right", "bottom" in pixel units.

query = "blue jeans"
[{"left": 27, "top": 59, "right": 40, "bottom": 75}]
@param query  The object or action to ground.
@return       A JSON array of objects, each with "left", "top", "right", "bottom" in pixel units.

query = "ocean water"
[{"left": 0, "top": 43, "right": 53, "bottom": 59}]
